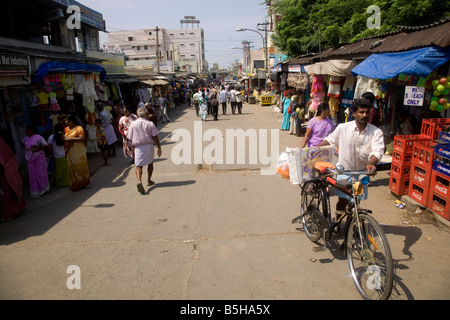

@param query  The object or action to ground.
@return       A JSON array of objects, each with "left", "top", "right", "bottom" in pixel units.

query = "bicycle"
[{"left": 295, "top": 162, "right": 394, "bottom": 300}]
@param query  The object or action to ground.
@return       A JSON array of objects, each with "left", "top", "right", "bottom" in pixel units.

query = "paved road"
[{"left": 1, "top": 102, "right": 449, "bottom": 301}]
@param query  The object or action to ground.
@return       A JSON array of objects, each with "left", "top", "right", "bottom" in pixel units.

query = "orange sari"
[{"left": 64, "top": 126, "right": 90, "bottom": 191}]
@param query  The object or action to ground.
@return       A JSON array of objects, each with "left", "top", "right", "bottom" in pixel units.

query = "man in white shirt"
[
  {"left": 319, "top": 99, "right": 385, "bottom": 225},
  {"left": 127, "top": 107, "right": 162, "bottom": 194},
  {"left": 219, "top": 86, "right": 229, "bottom": 115},
  {"left": 193, "top": 89, "right": 201, "bottom": 116},
  {"left": 230, "top": 87, "right": 237, "bottom": 114}
]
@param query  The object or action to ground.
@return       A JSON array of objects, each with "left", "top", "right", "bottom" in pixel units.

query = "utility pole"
[
  {"left": 155, "top": 26, "right": 160, "bottom": 73},
  {"left": 257, "top": 21, "right": 269, "bottom": 91}
]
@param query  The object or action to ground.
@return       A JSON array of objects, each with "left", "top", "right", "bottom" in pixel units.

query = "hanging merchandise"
[
  {"left": 327, "top": 76, "right": 342, "bottom": 98},
  {"left": 341, "top": 76, "right": 355, "bottom": 109},
  {"left": 77, "top": 75, "right": 99, "bottom": 114},
  {"left": 49, "top": 91, "right": 61, "bottom": 112},
  {"left": 26, "top": 90, "right": 40, "bottom": 108},
  {"left": 36, "top": 91, "right": 49, "bottom": 110},
  {"left": 353, "top": 75, "right": 378, "bottom": 100},
  {"left": 309, "top": 74, "right": 325, "bottom": 113}
]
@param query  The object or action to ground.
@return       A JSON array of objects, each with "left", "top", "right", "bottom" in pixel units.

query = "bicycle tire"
[
  {"left": 300, "top": 180, "right": 328, "bottom": 242},
  {"left": 346, "top": 213, "right": 394, "bottom": 300}
]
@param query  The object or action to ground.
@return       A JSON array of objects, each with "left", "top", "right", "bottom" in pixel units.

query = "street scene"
[{"left": 1, "top": 0, "right": 450, "bottom": 305}]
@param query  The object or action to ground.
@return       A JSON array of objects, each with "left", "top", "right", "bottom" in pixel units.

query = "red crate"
[
  {"left": 427, "top": 190, "right": 450, "bottom": 221},
  {"left": 389, "top": 175, "right": 410, "bottom": 196},
  {"left": 408, "top": 182, "right": 429, "bottom": 207},
  {"left": 393, "top": 135, "right": 432, "bottom": 153},
  {"left": 391, "top": 162, "right": 411, "bottom": 178},
  {"left": 411, "top": 141, "right": 436, "bottom": 169},
  {"left": 392, "top": 150, "right": 413, "bottom": 166},
  {"left": 430, "top": 170, "right": 450, "bottom": 198},
  {"left": 421, "top": 118, "right": 450, "bottom": 140},
  {"left": 410, "top": 162, "right": 431, "bottom": 188}
]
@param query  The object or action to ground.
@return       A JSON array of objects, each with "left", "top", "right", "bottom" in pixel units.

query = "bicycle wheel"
[
  {"left": 346, "top": 213, "right": 394, "bottom": 300},
  {"left": 300, "top": 180, "right": 328, "bottom": 242}
]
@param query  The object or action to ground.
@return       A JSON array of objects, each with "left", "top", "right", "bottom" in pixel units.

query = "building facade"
[{"left": 104, "top": 27, "right": 205, "bottom": 75}]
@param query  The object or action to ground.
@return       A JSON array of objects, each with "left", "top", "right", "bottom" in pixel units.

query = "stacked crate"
[
  {"left": 408, "top": 141, "right": 435, "bottom": 206},
  {"left": 389, "top": 135, "right": 431, "bottom": 196},
  {"left": 428, "top": 133, "right": 450, "bottom": 221}
]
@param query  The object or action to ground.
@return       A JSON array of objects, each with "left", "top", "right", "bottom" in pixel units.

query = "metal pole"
[{"left": 156, "top": 26, "right": 160, "bottom": 73}]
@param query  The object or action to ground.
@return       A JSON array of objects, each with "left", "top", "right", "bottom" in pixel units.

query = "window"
[
  {"left": 190, "top": 43, "right": 195, "bottom": 46},
  {"left": 144, "top": 46, "right": 148, "bottom": 50},
  {"left": 128, "top": 37, "right": 133, "bottom": 41},
  {"left": 137, "top": 46, "right": 141, "bottom": 50},
  {"left": 148, "top": 32, "right": 152, "bottom": 35}
]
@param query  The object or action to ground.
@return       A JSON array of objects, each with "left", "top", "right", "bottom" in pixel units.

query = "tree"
[{"left": 271, "top": 0, "right": 450, "bottom": 58}]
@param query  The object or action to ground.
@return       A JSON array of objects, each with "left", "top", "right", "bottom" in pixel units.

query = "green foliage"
[{"left": 271, "top": 0, "right": 450, "bottom": 58}]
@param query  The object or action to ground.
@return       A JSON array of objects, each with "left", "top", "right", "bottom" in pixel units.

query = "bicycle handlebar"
[{"left": 323, "top": 167, "right": 377, "bottom": 177}]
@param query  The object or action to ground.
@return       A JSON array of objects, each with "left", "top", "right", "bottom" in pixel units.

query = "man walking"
[
  {"left": 96, "top": 101, "right": 118, "bottom": 157},
  {"left": 230, "top": 86, "right": 237, "bottom": 114},
  {"left": 219, "top": 86, "right": 228, "bottom": 115},
  {"left": 236, "top": 90, "right": 243, "bottom": 114},
  {"left": 127, "top": 107, "right": 162, "bottom": 194},
  {"left": 159, "top": 94, "right": 170, "bottom": 123},
  {"left": 210, "top": 94, "right": 219, "bottom": 121}
]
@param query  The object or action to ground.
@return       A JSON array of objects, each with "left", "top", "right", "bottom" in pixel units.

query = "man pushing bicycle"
[{"left": 318, "top": 98, "right": 385, "bottom": 229}]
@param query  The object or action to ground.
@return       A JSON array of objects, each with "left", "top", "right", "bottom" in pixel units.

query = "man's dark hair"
[
  {"left": 361, "top": 92, "right": 375, "bottom": 104},
  {"left": 352, "top": 99, "right": 371, "bottom": 113}
]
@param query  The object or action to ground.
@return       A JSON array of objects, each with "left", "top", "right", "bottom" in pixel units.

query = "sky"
[{"left": 80, "top": 0, "right": 270, "bottom": 69}]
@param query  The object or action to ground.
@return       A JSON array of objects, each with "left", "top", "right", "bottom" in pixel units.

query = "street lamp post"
[{"left": 236, "top": 25, "right": 269, "bottom": 91}]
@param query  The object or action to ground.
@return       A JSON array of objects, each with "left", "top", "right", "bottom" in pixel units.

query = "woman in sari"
[
  {"left": 22, "top": 125, "right": 50, "bottom": 198},
  {"left": 300, "top": 103, "right": 334, "bottom": 149},
  {"left": 63, "top": 114, "right": 91, "bottom": 191},
  {"left": 198, "top": 92, "right": 208, "bottom": 121},
  {"left": 0, "top": 131, "right": 26, "bottom": 221},
  {"left": 281, "top": 92, "right": 292, "bottom": 131},
  {"left": 47, "top": 123, "right": 69, "bottom": 187}
]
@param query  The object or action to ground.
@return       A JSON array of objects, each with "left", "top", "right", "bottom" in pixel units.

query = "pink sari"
[{"left": 23, "top": 134, "right": 50, "bottom": 197}]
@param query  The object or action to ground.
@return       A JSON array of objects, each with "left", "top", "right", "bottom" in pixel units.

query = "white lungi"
[
  {"left": 134, "top": 143, "right": 154, "bottom": 167},
  {"left": 104, "top": 124, "right": 118, "bottom": 145}
]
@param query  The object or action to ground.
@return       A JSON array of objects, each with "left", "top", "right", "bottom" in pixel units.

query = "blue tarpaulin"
[
  {"left": 351, "top": 46, "right": 450, "bottom": 79},
  {"left": 33, "top": 61, "right": 106, "bottom": 83}
]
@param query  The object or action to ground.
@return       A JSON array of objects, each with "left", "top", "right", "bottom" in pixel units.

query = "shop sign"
[
  {"left": 0, "top": 53, "right": 30, "bottom": 77},
  {"left": 404, "top": 86, "right": 425, "bottom": 106},
  {"left": 86, "top": 50, "right": 125, "bottom": 74},
  {"left": 288, "top": 64, "right": 301, "bottom": 73}
]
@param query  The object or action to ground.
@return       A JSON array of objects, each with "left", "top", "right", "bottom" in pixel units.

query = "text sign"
[{"left": 404, "top": 86, "right": 425, "bottom": 106}]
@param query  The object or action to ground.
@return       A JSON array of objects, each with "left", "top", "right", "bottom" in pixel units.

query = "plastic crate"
[
  {"left": 421, "top": 118, "right": 450, "bottom": 140},
  {"left": 393, "top": 135, "right": 432, "bottom": 153},
  {"left": 411, "top": 141, "right": 436, "bottom": 169},
  {"left": 389, "top": 175, "right": 410, "bottom": 196},
  {"left": 391, "top": 162, "right": 411, "bottom": 179},
  {"left": 410, "top": 162, "right": 431, "bottom": 188},
  {"left": 392, "top": 150, "right": 413, "bottom": 166},
  {"left": 434, "top": 144, "right": 450, "bottom": 160},
  {"left": 408, "top": 182, "right": 429, "bottom": 207},
  {"left": 433, "top": 160, "right": 450, "bottom": 178},
  {"left": 430, "top": 170, "right": 450, "bottom": 198},
  {"left": 427, "top": 190, "right": 450, "bottom": 221},
  {"left": 438, "top": 131, "right": 450, "bottom": 144}
]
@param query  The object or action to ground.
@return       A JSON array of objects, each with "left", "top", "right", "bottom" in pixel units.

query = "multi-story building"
[{"left": 104, "top": 25, "right": 205, "bottom": 75}]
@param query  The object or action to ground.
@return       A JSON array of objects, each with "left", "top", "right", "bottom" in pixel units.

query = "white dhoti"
[
  {"left": 134, "top": 143, "right": 154, "bottom": 167},
  {"left": 104, "top": 124, "right": 118, "bottom": 145}
]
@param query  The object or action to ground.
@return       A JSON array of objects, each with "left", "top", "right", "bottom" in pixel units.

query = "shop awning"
[
  {"left": 351, "top": 46, "right": 450, "bottom": 79},
  {"left": 34, "top": 61, "right": 106, "bottom": 83},
  {"left": 304, "top": 59, "right": 358, "bottom": 76},
  {"left": 142, "top": 79, "right": 170, "bottom": 86},
  {"left": 104, "top": 74, "right": 139, "bottom": 84}
]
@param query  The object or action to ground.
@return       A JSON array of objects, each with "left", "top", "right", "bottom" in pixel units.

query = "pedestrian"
[
  {"left": 210, "top": 94, "right": 219, "bottom": 121},
  {"left": 47, "top": 123, "right": 69, "bottom": 187},
  {"left": 219, "top": 86, "right": 228, "bottom": 115},
  {"left": 127, "top": 107, "right": 162, "bottom": 194},
  {"left": 145, "top": 102, "right": 158, "bottom": 127},
  {"left": 281, "top": 92, "right": 292, "bottom": 131},
  {"left": 318, "top": 99, "right": 384, "bottom": 230},
  {"left": 230, "top": 86, "right": 237, "bottom": 114},
  {"left": 198, "top": 92, "right": 208, "bottom": 121},
  {"left": 300, "top": 103, "right": 334, "bottom": 148},
  {"left": 22, "top": 125, "right": 51, "bottom": 198},
  {"left": 95, "top": 119, "right": 109, "bottom": 166},
  {"left": 63, "top": 114, "right": 91, "bottom": 191},
  {"left": 159, "top": 94, "right": 170, "bottom": 123},
  {"left": 235, "top": 90, "right": 243, "bottom": 114},
  {"left": 118, "top": 105, "right": 138, "bottom": 160},
  {"left": 0, "top": 130, "right": 26, "bottom": 221},
  {"left": 362, "top": 92, "right": 380, "bottom": 128},
  {"left": 206, "top": 88, "right": 212, "bottom": 115},
  {"left": 96, "top": 101, "right": 117, "bottom": 157},
  {"left": 193, "top": 88, "right": 201, "bottom": 116}
]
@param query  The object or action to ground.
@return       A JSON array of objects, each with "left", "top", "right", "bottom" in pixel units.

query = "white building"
[{"left": 104, "top": 26, "right": 205, "bottom": 74}]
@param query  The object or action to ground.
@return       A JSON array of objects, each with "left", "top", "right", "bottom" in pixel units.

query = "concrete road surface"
[{"left": 1, "top": 102, "right": 449, "bottom": 302}]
